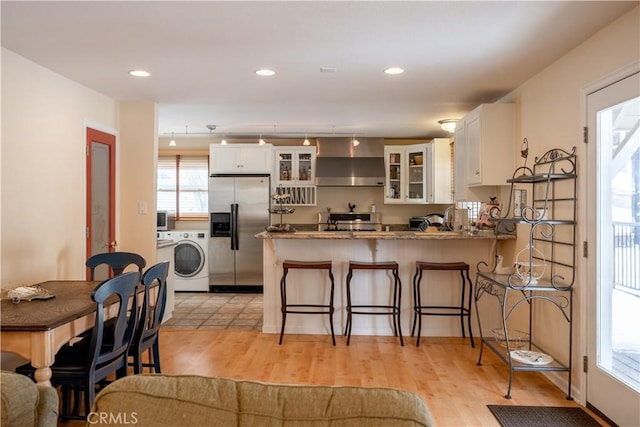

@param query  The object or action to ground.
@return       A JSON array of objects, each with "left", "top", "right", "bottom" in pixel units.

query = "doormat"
[{"left": 487, "top": 405, "right": 603, "bottom": 427}]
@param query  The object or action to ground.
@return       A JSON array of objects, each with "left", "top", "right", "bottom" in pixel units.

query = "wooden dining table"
[{"left": 0, "top": 280, "right": 114, "bottom": 387}]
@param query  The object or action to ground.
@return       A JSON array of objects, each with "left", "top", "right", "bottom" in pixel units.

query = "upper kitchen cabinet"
[
  {"left": 457, "top": 104, "right": 515, "bottom": 190},
  {"left": 274, "top": 147, "right": 315, "bottom": 186},
  {"left": 384, "top": 141, "right": 451, "bottom": 204},
  {"left": 209, "top": 144, "right": 273, "bottom": 174},
  {"left": 453, "top": 121, "right": 468, "bottom": 201},
  {"left": 426, "top": 138, "right": 453, "bottom": 204}
]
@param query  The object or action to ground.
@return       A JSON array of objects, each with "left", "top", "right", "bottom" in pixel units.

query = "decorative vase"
[{"left": 514, "top": 244, "right": 546, "bottom": 284}]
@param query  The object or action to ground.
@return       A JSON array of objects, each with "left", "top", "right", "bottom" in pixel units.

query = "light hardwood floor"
[{"left": 156, "top": 330, "right": 608, "bottom": 426}]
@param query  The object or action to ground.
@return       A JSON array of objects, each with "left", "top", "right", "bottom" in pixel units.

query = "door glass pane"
[
  {"left": 598, "top": 95, "right": 640, "bottom": 392},
  {"left": 387, "top": 151, "right": 401, "bottom": 199},
  {"left": 91, "top": 142, "right": 110, "bottom": 280}
]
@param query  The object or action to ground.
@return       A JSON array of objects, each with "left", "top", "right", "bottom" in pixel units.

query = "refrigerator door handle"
[{"left": 231, "top": 203, "right": 239, "bottom": 250}]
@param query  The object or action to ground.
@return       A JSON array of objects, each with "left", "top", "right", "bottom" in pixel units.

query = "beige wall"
[
  {"left": 118, "top": 102, "right": 158, "bottom": 266},
  {"left": 1, "top": 48, "right": 119, "bottom": 286},
  {"left": 501, "top": 5, "right": 639, "bottom": 401}
]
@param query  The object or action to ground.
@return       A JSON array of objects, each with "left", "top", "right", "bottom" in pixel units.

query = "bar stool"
[
  {"left": 411, "top": 261, "right": 474, "bottom": 347},
  {"left": 279, "top": 260, "right": 336, "bottom": 345},
  {"left": 344, "top": 261, "right": 403, "bottom": 346}
]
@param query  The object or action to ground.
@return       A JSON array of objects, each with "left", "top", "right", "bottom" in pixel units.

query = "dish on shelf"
[
  {"left": 269, "top": 207, "right": 295, "bottom": 214},
  {"left": 492, "top": 328, "right": 530, "bottom": 349},
  {"left": 510, "top": 350, "right": 553, "bottom": 365},
  {"left": 272, "top": 193, "right": 291, "bottom": 200}
]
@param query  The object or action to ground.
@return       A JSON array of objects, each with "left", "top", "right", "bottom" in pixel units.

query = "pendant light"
[
  {"left": 221, "top": 135, "right": 227, "bottom": 145},
  {"left": 351, "top": 134, "right": 360, "bottom": 146},
  {"left": 303, "top": 135, "right": 310, "bottom": 146},
  {"left": 258, "top": 134, "right": 266, "bottom": 145},
  {"left": 169, "top": 132, "right": 176, "bottom": 147}
]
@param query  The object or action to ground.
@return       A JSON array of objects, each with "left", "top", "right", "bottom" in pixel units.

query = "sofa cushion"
[
  {"left": 1, "top": 370, "right": 58, "bottom": 427},
  {"left": 91, "top": 374, "right": 433, "bottom": 426}
]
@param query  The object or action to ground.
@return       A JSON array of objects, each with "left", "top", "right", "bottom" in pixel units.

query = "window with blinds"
[{"left": 157, "top": 156, "right": 209, "bottom": 218}]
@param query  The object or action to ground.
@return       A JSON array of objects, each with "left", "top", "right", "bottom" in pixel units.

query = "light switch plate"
[{"left": 138, "top": 201, "right": 147, "bottom": 214}]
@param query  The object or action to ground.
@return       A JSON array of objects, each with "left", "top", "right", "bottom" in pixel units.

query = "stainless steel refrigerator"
[{"left": 209, "top": 174, "right": 270, "bottom": 292}]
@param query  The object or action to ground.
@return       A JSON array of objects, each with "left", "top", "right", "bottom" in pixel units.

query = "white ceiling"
[{"left": 2, "top": 1, "right": 636, "bottom": 143}]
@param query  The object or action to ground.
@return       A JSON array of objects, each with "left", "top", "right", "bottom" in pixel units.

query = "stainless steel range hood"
[{"left": 314, "top": 138, "right": 385, "bottom": 186}]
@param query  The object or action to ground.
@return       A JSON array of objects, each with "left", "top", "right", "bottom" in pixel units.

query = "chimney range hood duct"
[{"left": 314, "top": 138, "right": 386, "bottom": 186}]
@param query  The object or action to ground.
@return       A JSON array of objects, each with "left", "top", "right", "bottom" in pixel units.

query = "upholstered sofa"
[
  {"left": 91, "top": 374, "right": 433, "bottom": 426},
  {"left": 1, "top": 370, "right": 58, "bottom": 427}
]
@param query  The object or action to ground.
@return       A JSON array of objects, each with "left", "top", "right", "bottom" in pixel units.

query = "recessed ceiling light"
[
  {"left": 383, "top": 67, "right": 404, "bottom": 75},
  {"left": 129, "top": 70, "right": 151, "bottom": 77},
  {"left": 255, "top": 69, "right": 275, "bottom": 76}
]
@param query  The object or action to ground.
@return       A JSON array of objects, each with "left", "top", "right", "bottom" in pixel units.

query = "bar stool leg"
[
  {"left": 458, "top": 270, "right": 467, "bottom": 339},
  {"left": 413, "top": 268, "right": 425, "bottom": 347},
  {"left": 345, "top": 268, "right": 353, "bottom": 345},
  {"left": 279, "top": 267, "right": 289, "bottom": 345},
  {"left": 328, "top": 269, "right": 336, "bottom": 345},
  {"left": 392, "top": 268, "right": 404, "bottom": 346},
  {"left": 411, "top": 268, "right": 420, "bottom": 339},
  {"left": 465, "top": 269, "right": 474, "bottom": 348}
]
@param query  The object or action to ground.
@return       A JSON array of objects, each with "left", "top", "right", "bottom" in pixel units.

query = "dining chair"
[
  {"left": 130, "top": 261, "right": 170, "bottom": 374},
  {"left": 17, "top": 271, "right": 141, "bottom": 419},
  {"left": 86, "top": 251, "right": 146, "bottom": 280},
  {"left": 78, "top": 252, "right": 145, "bottom": 343}
]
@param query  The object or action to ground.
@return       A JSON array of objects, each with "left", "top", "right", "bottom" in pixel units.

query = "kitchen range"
[{"left": 318, "top": 212, "right": 382, "bottom": 232}]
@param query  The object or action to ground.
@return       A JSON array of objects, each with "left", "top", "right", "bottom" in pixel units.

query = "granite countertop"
[{"left": 255, "top": 230, "right": 513, "bottom": 240}]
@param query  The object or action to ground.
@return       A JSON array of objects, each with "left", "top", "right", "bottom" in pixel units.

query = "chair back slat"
[{"left": 86, "top": 252, "right": 146, "bottom": 280}]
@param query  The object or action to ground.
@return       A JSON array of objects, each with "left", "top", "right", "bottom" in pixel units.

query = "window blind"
[{"left": 157, "top": 156, "right": 208, "bottom": 218}]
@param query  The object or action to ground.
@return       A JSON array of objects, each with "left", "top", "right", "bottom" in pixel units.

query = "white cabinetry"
[
  {"left": 209, "top": 144, "right": 273, "bottom": 174},
  {"left": 384, "top": 141, "right": 451, "bottom": 204},
  {"left": 274, "top": 148, "right": 315, "bottom": 186},
  {"left": 462, "top": 104, "right": 515, "bottom": 187},
  {"left": 453, "top": 121, "right": 468, "bottom": 201},
  {"left": 426, "top": 138, "right": 453, "bottom": 204}
]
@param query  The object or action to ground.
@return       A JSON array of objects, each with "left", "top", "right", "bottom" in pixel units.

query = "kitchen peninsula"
[{"left": 256, "top": 230, "right": 515, "bottom": 340}]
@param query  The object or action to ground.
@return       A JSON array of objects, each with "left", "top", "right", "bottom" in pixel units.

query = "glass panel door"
[{"left": 587, "top": 71, "right": 640, "bottom": 426}]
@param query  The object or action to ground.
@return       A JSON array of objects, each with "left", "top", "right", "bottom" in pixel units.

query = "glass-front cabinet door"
[
  {"left": 296, "top": 150, "right": 313, "bottom": 184},
  {"left": 385, "top": 146, "right": 403, "bottom": 203},
  {"left": 406, "top": 145, "right": 427, "bottom": 203},
  {"left": 275, "top": 148, "right": 315, "bottom": 186},
  {"left": 384, "top": 144, "right": 427, "bottom": 204}
]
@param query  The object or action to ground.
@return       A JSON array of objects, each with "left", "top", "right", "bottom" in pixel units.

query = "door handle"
[
  {"left": 230, "top": 204, "right": 239, "bottom": 250},
  {"left": 109, "top": 240, "right": 118, "bottom": 249}
]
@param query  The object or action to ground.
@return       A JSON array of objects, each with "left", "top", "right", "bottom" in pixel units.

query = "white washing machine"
[{"left": 159, "top": 230, "right": 209, "bottom": 292}]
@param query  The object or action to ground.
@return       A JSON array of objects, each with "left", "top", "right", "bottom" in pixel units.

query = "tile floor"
[{"left": 162, "top": 292, "right": 263, "bottom": 330}]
